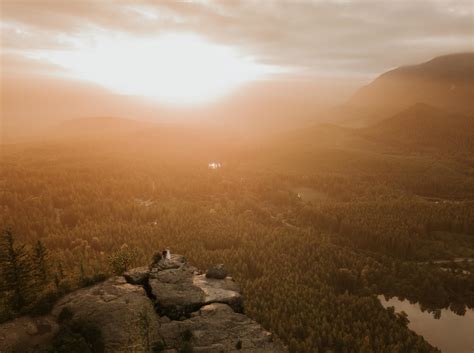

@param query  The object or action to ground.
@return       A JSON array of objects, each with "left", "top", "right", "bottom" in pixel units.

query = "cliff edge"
[{"left": 0, "top": 253, "right": 288, "bottom": 353}]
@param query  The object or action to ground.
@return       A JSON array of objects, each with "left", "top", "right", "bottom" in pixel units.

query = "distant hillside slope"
[
  {"left": 55, "top": 116, "right": 153, "bottom": 139},
  {"left": 48, "top": 116, "right": 245, "bottom": 164},
  {"left": 347, "top": 53, "right": 474, "bottom": 120},
  {"left": 251, "top": 103, "right": 473, "bottom": 192},
  {"left": 362, "top": 103, "right": 474, "bottom": 154},
  {"left": 267, "top": 103, "right": 474, "bottom": 156}
]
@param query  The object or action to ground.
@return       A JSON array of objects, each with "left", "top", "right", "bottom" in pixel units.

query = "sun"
[{"left": 28, "top": 32, "right": 278, "bottom": 104}]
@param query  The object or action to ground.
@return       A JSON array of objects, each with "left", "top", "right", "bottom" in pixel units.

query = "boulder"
[
  {"left": 0, "top": 315, "right": 58, "bottom": 352},
  {"left": 123, "top": 266, "right": 150, "bottom": 285},
  {"left": 149, "top": 261, "right": 242, "bottom": 319},
  {"left": 51, "top": 276, "right": 161, "bottom": 353},
  {"left": 158, "top": 303, "right": 287, "bottom": 352},
  {"left": 206, "top": 264, "right": 228, "bottom": 279},
  {"left": 151, "top": 254, "right": 188, "bottom": 272}
]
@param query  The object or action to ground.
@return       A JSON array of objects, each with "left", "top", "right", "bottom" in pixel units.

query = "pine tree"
[
  {"left": 79, "top": 261, "right": 86, "bottom": 285},
  {"left": 57, "top": 260, "right": 65, "bottom": 280},
  {"left": 33, "top": 240, "right": 49, "bottom": 286},
  {"left": 0, "top": 230, "right": 34, "bottom": 311}
]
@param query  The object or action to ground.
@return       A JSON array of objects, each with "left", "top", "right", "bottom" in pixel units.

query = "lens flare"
[{"left": 28, "top": 32, "right": 279, "bottom": 104}]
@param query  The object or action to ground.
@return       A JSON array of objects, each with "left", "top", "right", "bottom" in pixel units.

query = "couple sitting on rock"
[{"left": 161, "top": 248, "right": 171, "bottom": 260}]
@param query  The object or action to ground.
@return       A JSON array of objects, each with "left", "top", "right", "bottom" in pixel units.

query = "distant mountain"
[
  {"left": 1, "top": 69, "right": 344, "bottom": 143},
  {"left": 255, "top": 102, "right": 473, "bottom": 176},
  {"left": 50, "top": 116, "right": 245, "bottom": 164},
  {"left": 362, "top": 103, "right": 474, "bottom": 154},
  {"left": 347, "top": 53, "right": 474, "bottom": 121},
  {"left": 55, "top": 116, "right": 153, "bottom": 139}
]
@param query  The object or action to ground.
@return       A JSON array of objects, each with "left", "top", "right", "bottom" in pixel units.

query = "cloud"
[{"left": 1, "top": 0, "right": 473, "bottom": 78}]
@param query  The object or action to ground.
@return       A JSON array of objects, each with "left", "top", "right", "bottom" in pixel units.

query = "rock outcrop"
[
  {"left": 52, "top": 275, "right": 162, "bottom": 352},
  {"left": 159, "top": 303, "right": 285, "bottom": 352},
  {"left": 0, "top": 315, "right": 58, "bottom": 352},
  {"left": 0, "top": 253, "right": 287, "bottom": 353},
  {"left": 205, "top": 264, "right": 228, "bottom": 279},
  {"left": 149, "top": 257, "right": 242, "bottom": 320}
]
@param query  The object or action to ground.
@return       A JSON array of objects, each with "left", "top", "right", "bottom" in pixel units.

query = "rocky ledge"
[{"left": 0, "top": 254, "right": 287, "bottom": 353}]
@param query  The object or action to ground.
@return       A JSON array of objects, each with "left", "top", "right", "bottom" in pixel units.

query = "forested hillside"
[
  {"left": 1, "top": 131, "right": 473, "bottom": 352},
  {"left": 348, "top": 53, "right": 474, "bottom": 119},
  {"left": 363, "top": 103, "right": 474, "bottom": 155},
  {"left": 1, "top": 0, "right": 473, "bottom": 350}
]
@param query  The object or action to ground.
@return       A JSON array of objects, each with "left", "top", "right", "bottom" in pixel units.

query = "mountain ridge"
[
  {"left": 341, "top": 53, "right": 474, "bottom": 125},
  {"left": 361, "top": 103, "right": 474, "bottom": 154}
]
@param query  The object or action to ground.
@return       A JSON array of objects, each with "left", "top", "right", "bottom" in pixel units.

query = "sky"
[
  {"left": 1, "top": 0, "right": 473, "bottom": 139},
  {"left": 2, "top": 0, "right": 472, "bottom": 77}
]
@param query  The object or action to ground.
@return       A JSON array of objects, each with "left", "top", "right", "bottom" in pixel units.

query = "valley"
[{"left": 1, "top": 52, "right": 473, "bottom": 353}]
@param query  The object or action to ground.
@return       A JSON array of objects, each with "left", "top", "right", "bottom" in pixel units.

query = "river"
[{"left": 379, "top": 296, "right": 474, "bottom": 353}]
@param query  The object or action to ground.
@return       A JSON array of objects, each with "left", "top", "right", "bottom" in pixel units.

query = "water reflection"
[
  {"left": 208, "top": 162, "right": 222, "bottom": 170},
  {"left": 379, "top": 296, "right": 474, "bottom": 353}
]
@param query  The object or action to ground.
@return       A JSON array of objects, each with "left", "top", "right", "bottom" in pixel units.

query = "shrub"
[
  {"left": 182, "top": 329, "right": 193, "bottom": 342},
  {"left": 235, "top": 340, "right": 242, "bottom": 350},
  {"left": 26, "top": 289, "right": 61, "bottom": 316},
  {"left": 152, "top": 251, "right": 162, "bottom": 264},
  {"left": 0, "top": 308, "right": 15, "bottom": 324},
  {"left": 50, "top": 326, "right": 92, "bottom": 353},
  {"left": 57, "top": 279, "right": 73, "bottom": 295},
  {"left": 152, "top": 341, "right": 166, "bottom": 352},
  {"left": 70, "top": 320, "right": 104, "bottom": 352},
  {"left": 179, "top": 342, "right": 193, "bottom": 353},
  {"left": 81, "top": 273, "right": 107, "bottom": 287},
  {"left": 50, "top": 320, "right": 104, "bottom": 353},
  {"left": 108, "top": 248, "right": 136, "bottom": 275},
  {"left": 58, "top": 307, "right": 74, "bottom": 323}
]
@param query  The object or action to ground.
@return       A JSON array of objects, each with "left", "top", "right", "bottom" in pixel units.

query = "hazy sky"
[
  {"left": 2, "top": 0, "right": 473, "bottom": 79},
  {"left": 1, "top": 0, "right": 473, "bottom": 140}
]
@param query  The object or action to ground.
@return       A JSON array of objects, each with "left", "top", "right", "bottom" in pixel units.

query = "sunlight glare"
[{"left": 29, "top": 32, "right": 279, "bottom": 104}]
